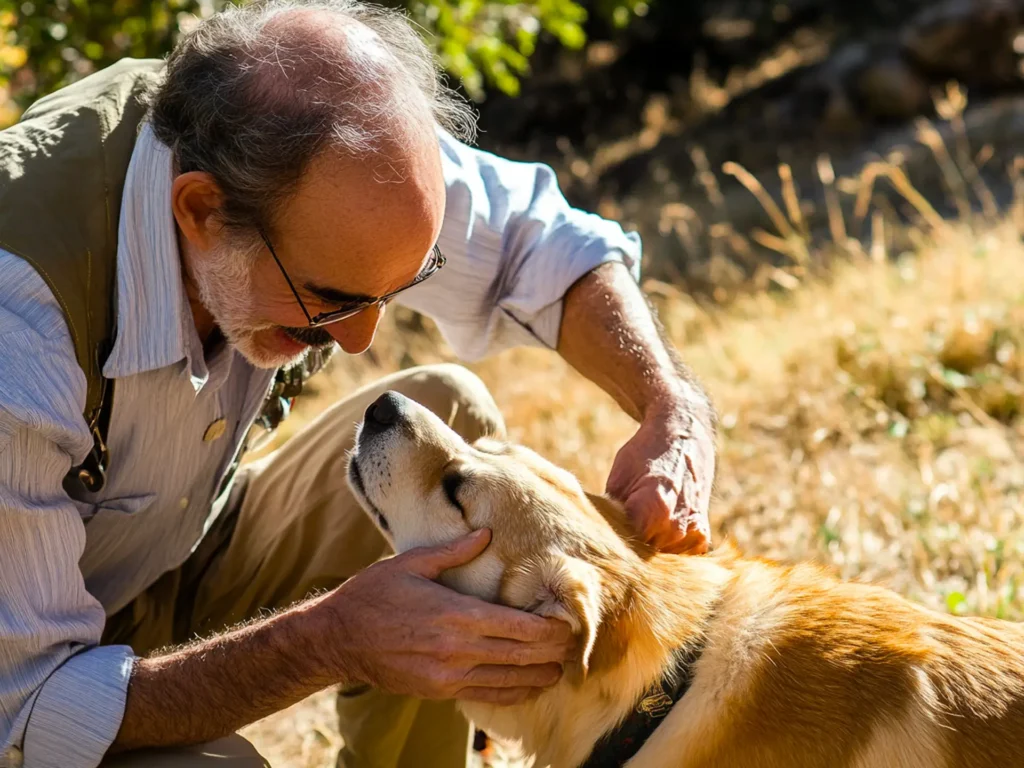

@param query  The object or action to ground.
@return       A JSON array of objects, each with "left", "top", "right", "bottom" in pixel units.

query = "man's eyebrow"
[{"left": 303, "top": 282, "right": 376, "bottom": 306}]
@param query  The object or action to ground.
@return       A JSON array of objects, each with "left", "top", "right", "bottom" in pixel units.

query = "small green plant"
[{"left": 0, "top": 0, "right": 651, "bottom": 125}]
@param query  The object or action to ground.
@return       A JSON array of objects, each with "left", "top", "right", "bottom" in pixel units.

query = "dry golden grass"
[
  {"left": 239, "top": 216, "right": 1024, "bottom": 766},
  {"left": 241, "top": 91, "right": 1024, "bottom": 765}
]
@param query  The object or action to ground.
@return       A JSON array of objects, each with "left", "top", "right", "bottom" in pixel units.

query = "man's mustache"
[{"left": 281, "top": 325, "right": 336, "bottom": 348}]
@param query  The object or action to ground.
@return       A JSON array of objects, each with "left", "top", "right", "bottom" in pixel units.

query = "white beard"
[{"left": 191, "top": 242, "right": 305, "bottom": 370}]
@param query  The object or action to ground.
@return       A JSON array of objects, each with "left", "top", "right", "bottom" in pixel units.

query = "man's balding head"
[
  {"left": 157, "top": 1, "right": 472, "bottom": 367},
  {"left": 152, "top": 0, "right": 474, "bottom": 238}
]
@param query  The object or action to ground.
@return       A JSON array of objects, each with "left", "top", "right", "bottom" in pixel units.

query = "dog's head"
[{"left": 347, "top": 390, "right": 639, "bottom": 671}]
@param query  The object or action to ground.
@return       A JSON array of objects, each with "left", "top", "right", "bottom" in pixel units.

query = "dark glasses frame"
[{"left": 259, "top": 228, "right": 446, "bottom": 328}]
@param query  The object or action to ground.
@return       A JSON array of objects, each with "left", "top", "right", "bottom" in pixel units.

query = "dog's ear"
[
  {"left": 585, "top": 492, "right": 655, "bottom": 558},
  {"left": 530, "top": 554, "right": 604, "bottom": 675}
]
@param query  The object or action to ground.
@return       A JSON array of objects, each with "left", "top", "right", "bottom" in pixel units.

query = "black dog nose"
[{"left": 363, "top": 391, "right": 404, "bottom": 433}]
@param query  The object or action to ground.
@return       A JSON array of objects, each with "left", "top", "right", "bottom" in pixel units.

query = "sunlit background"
[{"left": 5, "top": 1, "right": 1024, "bottom": 764}]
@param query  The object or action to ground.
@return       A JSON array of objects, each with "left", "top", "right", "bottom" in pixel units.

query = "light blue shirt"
[{"left": 0, "top": 123, "right": 640, "bottom": 768}]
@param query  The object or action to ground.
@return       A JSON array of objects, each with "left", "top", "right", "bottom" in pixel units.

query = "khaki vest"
[{"left": 0, "top": 58, "right": 326, "bottom": 494}]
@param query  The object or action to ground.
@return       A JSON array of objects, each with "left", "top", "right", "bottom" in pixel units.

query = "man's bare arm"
[
  {"left": 111, "top": 530, "right": 572, "bottom": 752},
  {"left": 557, "top": 262, "right": 717, "bottom": 553},
  {"left": 112, "top": 594, "right": 335, "bottom": 751},
  {"left": 557, "top": 262, "right": 713, "bottom": 425}
]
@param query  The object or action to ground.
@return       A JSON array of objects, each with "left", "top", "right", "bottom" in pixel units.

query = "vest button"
[{"left": 4, "top": 745, "right": 23, "bottom": 768}]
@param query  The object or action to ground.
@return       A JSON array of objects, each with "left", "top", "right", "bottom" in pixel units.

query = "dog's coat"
[{"left": 348, "top": 391, "right": 1024, "bottom": 768}]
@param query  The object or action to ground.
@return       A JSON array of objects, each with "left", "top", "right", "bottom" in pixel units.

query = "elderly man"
[{"left": 0, "top": 1, "right": 716, "bottom": 767}]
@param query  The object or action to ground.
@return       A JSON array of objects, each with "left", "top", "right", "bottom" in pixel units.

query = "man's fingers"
[
  {"left": 461, "top": 603, "right": 575, "bottom": 644},
  {"left": 627, "top": 483, "right": 713, "bottom": 553},
  {"left": 605, "top": 446, "right": 634, "bottom": 499},
  {"left": 660, "top": 528, "right": 709, "bottom": 555},
  {"left": 455, "top": 686, "right": 540, "bottom": 706},
  {"left": 650, "top": 528, "right": 680, "bottom": 551},
  {"left": 462, "top": 635, "right": 576, "bottom": 667},
  {"left": 659, "top": 508, "right": 711, "bottom": 554},
  {"left": 401, "top": 529, "right": 491, "bottom": 579},
  {"left": 462, "top": 662, "right": 563, "bottom": 690},
  {"left": 625, "top": 484, "right": 676, "bottom": 542},
  {"left": 681, "top": 450, "right": 712, "bottom": 517}
]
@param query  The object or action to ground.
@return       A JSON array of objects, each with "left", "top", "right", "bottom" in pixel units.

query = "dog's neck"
[{"left": 463, "top": 550, "right": 731, "bottom": 768}]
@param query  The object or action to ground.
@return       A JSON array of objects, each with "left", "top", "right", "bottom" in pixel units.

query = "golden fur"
[{"left": 347, "top": 393, "right": 1024, "bottom": 768}]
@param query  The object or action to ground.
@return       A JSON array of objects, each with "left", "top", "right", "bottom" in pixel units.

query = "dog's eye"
[{"left": 442, "top": 473, "right": 465, "bottom": 517}]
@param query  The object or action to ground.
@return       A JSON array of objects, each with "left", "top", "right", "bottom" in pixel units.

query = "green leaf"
[
  {"left": 946, "top": 591, "right": 968, "bottom": 616},
  {"left": 4, "top": 0, "right": 650, "bottom": 114},
  {"left": 547, "top": 19, "right": 586, "bottom": 50},
  {"left": 887, "top": 420, "right": 908, "bottom": 439},
  {"left": 83, "top": 40, "right": 104, "bottom": 59}
]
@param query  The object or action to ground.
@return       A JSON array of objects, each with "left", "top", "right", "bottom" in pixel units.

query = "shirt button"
[
  {"left": 203, "top": 417, "right": 228, "bottom": 442},
  {"left": 4, "top": 745, "right": 23, "bottom": 768},
  {"left": 179, "top": 497, "right": 190, "bottom": 510}
]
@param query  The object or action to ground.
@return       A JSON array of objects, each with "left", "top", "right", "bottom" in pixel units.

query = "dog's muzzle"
[{"left": 360, "top": 391, "right": 408, "bottom": 438}]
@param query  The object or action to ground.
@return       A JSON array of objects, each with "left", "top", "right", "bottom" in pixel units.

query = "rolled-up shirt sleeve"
[
  {"left": 395, "top": 129, "right": 643, "bottom": 361},
  {"left": 0, "top": 253, "right": 135, "bottom": 768}
]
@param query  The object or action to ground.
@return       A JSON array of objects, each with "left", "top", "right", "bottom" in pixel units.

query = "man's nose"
[{"left": 328, "top": 303, "right": 383, "bottom": 354}]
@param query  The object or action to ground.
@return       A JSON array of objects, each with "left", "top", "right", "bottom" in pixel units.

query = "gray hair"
[{"left": 148, "top": 0, "right": 475, "bottom": 239}]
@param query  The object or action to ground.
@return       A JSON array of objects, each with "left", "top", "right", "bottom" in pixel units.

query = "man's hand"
[
  {"left": 606, "top": 396, "right": 715, "bottom": 555},
  {"left": 557, "top": 262, "right": 718, "bottom": 556},
  {"left": 329, "top": 529, "right": 575, "bottom": 706}
]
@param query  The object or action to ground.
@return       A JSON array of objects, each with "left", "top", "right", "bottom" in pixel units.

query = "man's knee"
[
  {"left": 99, "top": 735, "right": 269, "bottom": 767},
  {"left": 390, "top": 364, "right": 505, "bottom": 442}
]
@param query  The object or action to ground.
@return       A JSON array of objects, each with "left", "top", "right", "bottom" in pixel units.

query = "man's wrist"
[
  {"left": 270, "top": 591, "right": 361, "bottom": 691},
  {"left": 314, "top": 587, "right": 377, "bottom": 690},
  {"left": 640, "top": 378, "right": 716, "bottom": 433}
]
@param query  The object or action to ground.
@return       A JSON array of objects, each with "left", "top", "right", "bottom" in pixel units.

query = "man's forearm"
[
  {"left": 112, "top": 592, "right": 342, "bottom": 752},
  {"left": 557, "top": 261, "right": 714, "bottom": 427}
]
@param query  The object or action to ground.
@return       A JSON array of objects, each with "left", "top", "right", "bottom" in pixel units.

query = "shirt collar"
[{"left": 101, "top": 123, "right": 220, "bottom": 392}]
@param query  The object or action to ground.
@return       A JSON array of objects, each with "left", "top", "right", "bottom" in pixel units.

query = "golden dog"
[{"left": 347, "top": 391, "right": 1024, "bottom": 768}]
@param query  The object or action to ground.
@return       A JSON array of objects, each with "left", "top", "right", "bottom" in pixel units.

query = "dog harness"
[{"left": 579, "top": 642, "right": 705, "bottom": 768}]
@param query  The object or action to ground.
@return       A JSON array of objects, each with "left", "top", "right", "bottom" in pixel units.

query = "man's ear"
[
  {"left": 530, "top": 554, "right": 604, "bottom": 675},
  {"left": 171, "top": 170, "right": 225, "bottom": 252}
]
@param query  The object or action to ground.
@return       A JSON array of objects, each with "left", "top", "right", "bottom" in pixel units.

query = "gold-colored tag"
[
  {"left": 203, "top": 417, "right": 228, "bottom": 442},
  {"left": 637, "top": 692, "right": 674, "bottom": 718}
]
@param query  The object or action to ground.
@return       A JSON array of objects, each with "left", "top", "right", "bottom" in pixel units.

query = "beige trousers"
[{"left": 100, "top": 364, "right": 506, "bottom": 768}]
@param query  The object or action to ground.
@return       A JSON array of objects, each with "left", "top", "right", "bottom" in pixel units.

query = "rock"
[
  {"left": 790, "top": 42, "right": 930, "bottom": 131},
  {"left": 902, "top": 0, "right": 1024, "bottom": 87},
  {"left": 820, "top": 88, "right": 863, "bottom": 136},
  {"left": 788, "top": 42, "right": 872, "bottom": 136},
  {"left": 852, "top": 54, "right": 932, "bottom": 120}
]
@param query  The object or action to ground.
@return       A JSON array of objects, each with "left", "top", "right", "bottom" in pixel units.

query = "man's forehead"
[{"left": 271, "top": 145, "right": 444, "bottom": 299}]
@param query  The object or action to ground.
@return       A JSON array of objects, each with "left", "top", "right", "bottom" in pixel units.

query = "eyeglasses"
[{"left": 259, "top": 228, "right": 446, "bottom": 328}]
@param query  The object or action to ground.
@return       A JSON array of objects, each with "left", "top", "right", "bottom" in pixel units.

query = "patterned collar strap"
[{"left": 579, "top": 641, "right": 705, "bottom": 768}]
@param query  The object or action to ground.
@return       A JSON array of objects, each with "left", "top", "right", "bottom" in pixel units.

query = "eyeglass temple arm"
[{"left": 261, "top": 230, "right": 314, "bottom": 325}]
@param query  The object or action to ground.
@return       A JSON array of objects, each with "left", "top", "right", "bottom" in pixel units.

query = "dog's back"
[{"left": 633, "top": 552, "right": 1024, "bottom": 768}]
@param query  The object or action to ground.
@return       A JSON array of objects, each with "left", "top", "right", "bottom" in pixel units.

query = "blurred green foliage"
[{"left": 0, "top": 0, "right": 651, "bottom": 125}]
